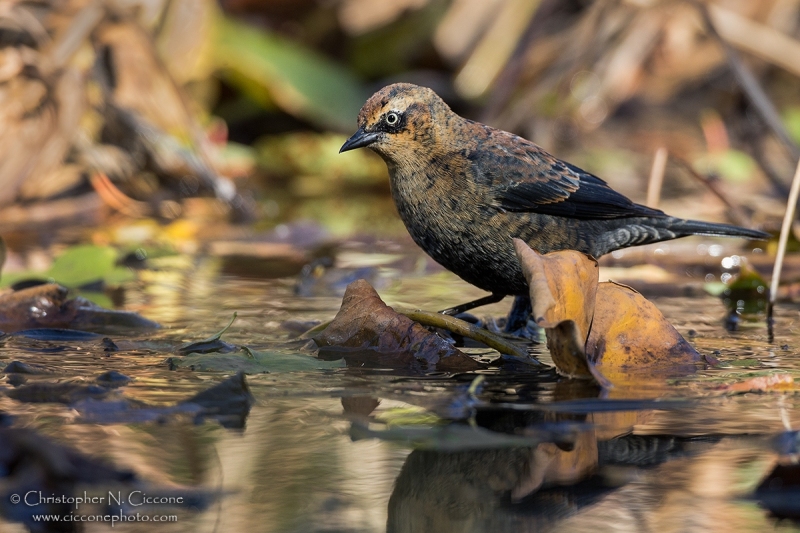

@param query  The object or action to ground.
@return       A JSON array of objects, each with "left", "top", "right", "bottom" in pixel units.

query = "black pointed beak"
[{"left": 340, "top": 128, "right": 381, "bottom": 153}]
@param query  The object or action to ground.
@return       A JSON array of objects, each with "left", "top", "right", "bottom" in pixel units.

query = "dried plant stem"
[
  {"left": 671, "top": 156, "right": 750, "bottom": 227},
  {"left": 46, "top": 0, "right": 103, "bottom": 71},
  {"left": 645, "top": 146, "right": 668, "bottom": 209},
  {"left": 768, "top": 158, "right": 800, "bottom": 326},
  {"left": 301, "top": 310, "right": 538, "bottom": 363},
  {"left": 89, "top": 172, "right": 150, "bottom": 217},
  {"left": 698, "top": 2, "right": 800, "bottom": 162},
  {"left": 397, "top": 308, "right": 537, "bottom": 362}
]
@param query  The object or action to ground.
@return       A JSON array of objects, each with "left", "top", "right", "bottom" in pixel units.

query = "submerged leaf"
[
  {"left": 178, "top": 312, "right": 238, "bottom": 354},
  {"left": 3, "top": 361, "right": 54, "bottom": 375},
  {"left": 170, "top": 347, "right": 344, "bottom": 374},
  {"left": 720, "top": 260, "right": 768, "bottom": 320},
  {"left": 6, "top": 382, "right": 110, "bottom": 404},
  {"left": 12, "top": 328, "right": 102, "bottom": 341},
  {"left": 183, "top": 372, "right": 254, "bottom": 429},
  {"left": 47, "top": 245, "right": 117, "bottom": 287},
  {"left": 75, "top": 373, "right": 254, "bottom": 429}
]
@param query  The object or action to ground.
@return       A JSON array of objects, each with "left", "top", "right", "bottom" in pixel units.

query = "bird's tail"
[
  {"left": 599, "top": 217, "right": 770, "bottom": 256},
  {"left": 668, "top": 218, "right": 770, "bottom": 240}
]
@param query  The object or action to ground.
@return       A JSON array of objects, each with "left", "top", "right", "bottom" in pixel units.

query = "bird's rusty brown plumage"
[{"left": 341, "top": 83, "right": 768, "bottom": 299}]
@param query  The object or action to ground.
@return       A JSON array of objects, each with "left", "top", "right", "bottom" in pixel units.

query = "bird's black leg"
[
  {"left": 440, "top": 293, "right": 505, "bottom": 316},
  {"left": 503, "top": 294, "right": 532, "bottom": 333}
]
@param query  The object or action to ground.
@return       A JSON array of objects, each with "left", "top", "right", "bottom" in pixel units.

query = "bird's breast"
[{"left": 387, "top": 162, "right": 527, "bottom": 291}]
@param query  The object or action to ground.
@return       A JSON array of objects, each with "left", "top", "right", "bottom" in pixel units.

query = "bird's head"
[{"left": 340, "top": 83, "right": 452, "bottom": 161}]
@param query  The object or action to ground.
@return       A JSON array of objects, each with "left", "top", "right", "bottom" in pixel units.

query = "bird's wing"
[{"left": 478, "top": 133, "right": 666, "bottom": 220}]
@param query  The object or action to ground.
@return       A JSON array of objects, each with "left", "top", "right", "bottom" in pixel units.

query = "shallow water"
[{"left": 2, "top": 248, "right": 800, "bottom": 533}]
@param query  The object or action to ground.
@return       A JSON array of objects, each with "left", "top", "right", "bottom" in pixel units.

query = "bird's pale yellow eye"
[{"left": 385, "top": 112, "right": 400, "bottom": 126}]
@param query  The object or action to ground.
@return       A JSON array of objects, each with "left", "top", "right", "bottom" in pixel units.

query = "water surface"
[{"left": 1, "top": 249, "right": 799, "bottom": 533}]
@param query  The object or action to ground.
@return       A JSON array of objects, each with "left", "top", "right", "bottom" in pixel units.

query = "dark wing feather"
[{"left": 476, "top": 131, "right": 666, "bottom": 220}]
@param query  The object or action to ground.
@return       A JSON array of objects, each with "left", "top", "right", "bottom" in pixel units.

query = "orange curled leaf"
[
  {"left": 89, "top": 172, "right": 150, "bottom": 217},
  {"left": 586, "top": 281, "right": 701, "bottom": 375},
  {"left": 513, "top": 239, "right": 598, "bottom": 378},
  {"left": 514, "top": 240, "right": 701, "bottom": 385}
]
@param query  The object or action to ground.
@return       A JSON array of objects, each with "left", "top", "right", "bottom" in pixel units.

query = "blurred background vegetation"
[{"left": 0, "top": 0, "right": 798, "bottom": 278}]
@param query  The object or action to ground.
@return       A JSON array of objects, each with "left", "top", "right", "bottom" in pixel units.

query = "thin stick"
[
  {"left": 301, "top": 310, "right": 540, "bottom": 363},
  {"left": 397, "top": 308, "right": 539, "bottom": 363},
  {"left": 89, "top": 172, "right": 150, "bottom": 217},
  {"left": 768, "top": 158, "right": 800, "bottom": 334},
  {"left": 646, "top": 147, "right": 668, "bottom": 208},
  {"left": 671, "top": 156, "right": 750, "bottom": 227}
]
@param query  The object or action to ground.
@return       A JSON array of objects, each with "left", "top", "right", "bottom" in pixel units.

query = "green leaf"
[
  {"left": 703, "top": 281, "right": 727, "bottom": 296},
  {"left": 0, "top": 244, "right": 134, "bottom": 289},
  {"left": 77, "top": 291, "right": 114, "bottom": 309},
  {"left": 213, "top": 16, "right": 368, "bottom": 132},
  {"left": 47, "top": 245, "right": 118, "bottom": 287},
  {"left": 104, "top": 267, "right": 137, "bottom": 285}
]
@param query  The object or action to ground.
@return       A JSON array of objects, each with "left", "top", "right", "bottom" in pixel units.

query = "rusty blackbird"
[{"left": 341, "top": 83, "right": 769, "bottom": 316}]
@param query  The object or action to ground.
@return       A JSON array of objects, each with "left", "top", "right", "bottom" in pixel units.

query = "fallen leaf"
[
  {"left": 586, "top": 281, "right": 702, "bottom": 374},
  {"left": 169, "top": 348, "right": 345, "bottom": 374},
  {"left": 178, "top": 312, "right": 238, "bottom": 354},
  {"left": 0, "top": 284, "right": 160, "bottom": 332},
  {"left": 514, "top": 239, "right": 597, "bottom": 378},
  {"left": 513, "top": 240, "right": 701, "bottom": 384},
  {"left": 2, "top": 245, "right": 134, "bottom": 289},
  {"left": 313, "top": 279, "right": 481, "bottom": 372}
]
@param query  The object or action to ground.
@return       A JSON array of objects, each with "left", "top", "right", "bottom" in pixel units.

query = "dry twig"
[
  {"left": 697, "top": 2, "right": 800, "bottom": 163},
  {"left": 768, "top": 158, "right": 800, "bottom": 335},
  {"left": 645, "top": 146, "right": 668, "bottom": 209}
]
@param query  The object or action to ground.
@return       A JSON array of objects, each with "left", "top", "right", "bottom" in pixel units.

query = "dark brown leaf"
[
  {"left": 313, "top": 279, "right": 481, "bottom": 372},
  {"left": 0, "top": 284, "right": 159, "bottom": 332}
]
